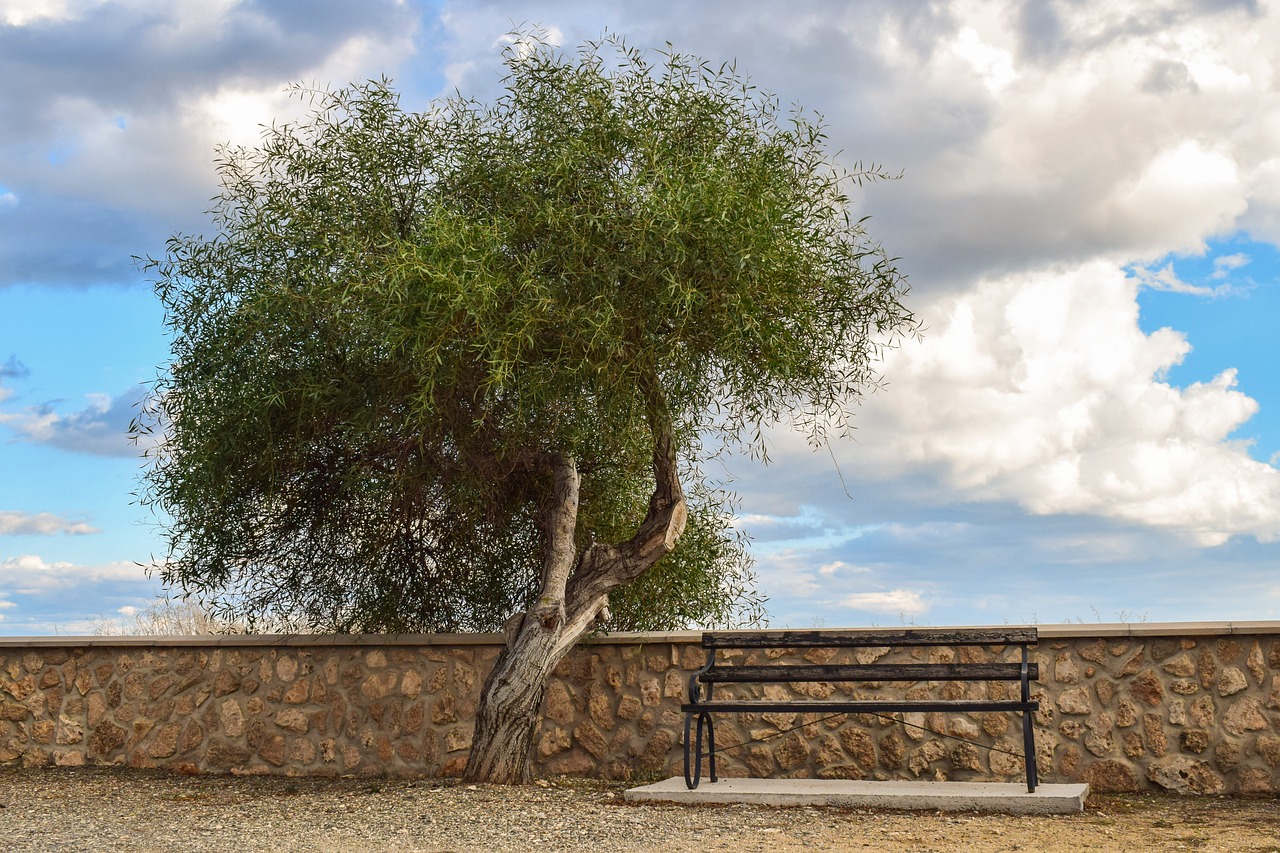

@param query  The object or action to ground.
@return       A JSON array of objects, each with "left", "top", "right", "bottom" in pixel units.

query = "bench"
[{"left": 680, "top": 627, "right": 1041, "bottom": 792}]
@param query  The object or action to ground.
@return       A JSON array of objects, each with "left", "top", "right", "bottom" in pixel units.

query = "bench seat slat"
[
  {"left": 701, "top": 628, "right": 1037, "bottom": 649},
  {"left": 701, "top": 662, "right": 1038, "bottom": 683},
  {"left": 681, "top": 699, "right": 1039, "bottom": 714}
]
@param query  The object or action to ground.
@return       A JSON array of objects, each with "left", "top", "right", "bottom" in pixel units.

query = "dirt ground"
[
  {"left": 1, "top": 767, "right": 1278, "bottom": 852},
  {"left": 787, "top": 792, "right": 1280, "bottom": 852}
]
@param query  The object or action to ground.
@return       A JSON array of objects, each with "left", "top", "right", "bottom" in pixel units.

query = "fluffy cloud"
[
  {"left": 0, "top": 511, "right": 98, "bottom": 535},
  {"left": 0, "top": 554, "right": 163, "bottom": 634},
  {"left": 0, "top": 387, "right": 148, "bottom": 457},
  {"left": 835, "top": 260, "right": 1279, "bottom": 545},
  {"left": 0, "top": 554, "right": 148, "bottom": 594},
  {"left": 0, "top": 0, "right": 420, "bottom": 286},
  {"left": 839, "top": 589, "right": 929, "bottom": 617}
]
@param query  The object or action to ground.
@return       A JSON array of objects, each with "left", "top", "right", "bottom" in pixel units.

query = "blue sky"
[{"left": 2, "top": 0, "right": 1279, "bottom": 634}]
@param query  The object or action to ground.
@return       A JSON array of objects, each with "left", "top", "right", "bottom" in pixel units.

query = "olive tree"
[{"left": 136, "top": 35, "right": 912, "bottom": 783}]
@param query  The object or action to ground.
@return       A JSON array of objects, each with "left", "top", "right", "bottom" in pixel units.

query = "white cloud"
[
  {"left": 817, "top": 561, "right": 871, "bottom": 577},
  {"left": 1104, "top": 141, "right": 1244, "bottom": 255},
  {"left": 949, "top": 26, "right": 1016, "bottom": 95},
  {"left": 0, "top": 0, "right": 420, "bottom": 286},
  {"left": 839, "top": 589, "right": 929, "bottom": 616},
  {"left": 0, "top": 554, "right": 148, "bottom": 595},
  {"left": 1212, "top": 253, "right": 1250, "bottom": 278},
  {"left": 840, "top": 260, "right": 1279, "bottom": 545},
  {"left": 753, "top": 549, "right": 826, "bottom": 600},
  {"left": 1129, "top": 261, "right": 1239, "bottom": 298},
  {"left": 0, "top": 0, "right": 94, "bottom": 26},
  {"left": 0, "top": 387, "right": 147, "bottom": 457},
  {"left": 0, "top": 511, "right": 99, "bottom": 535}
]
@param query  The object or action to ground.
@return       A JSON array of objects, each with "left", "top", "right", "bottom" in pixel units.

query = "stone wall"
[{"left": 1, "top": 624, "right": 1277, "bottom": 794}]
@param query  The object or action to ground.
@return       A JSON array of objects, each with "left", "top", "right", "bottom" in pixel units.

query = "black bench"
[{"left": 681, "top": 627, "right": 1041, "bottom": 792}]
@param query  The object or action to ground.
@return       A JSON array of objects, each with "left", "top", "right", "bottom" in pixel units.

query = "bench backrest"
[
  {"left": 701, "top": 627, "right": 1037, "bottom": 649},
  {"left": 696, "top": 627, "right": 1039, "bottom": 685}
]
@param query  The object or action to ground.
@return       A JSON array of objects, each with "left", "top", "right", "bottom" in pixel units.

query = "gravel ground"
[{"left": 2, "top": 767, "right": 1279, "bottom": 852}]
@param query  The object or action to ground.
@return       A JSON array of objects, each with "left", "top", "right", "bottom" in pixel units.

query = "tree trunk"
[
  {"left": 462, "top": 389, "right": 687, "bottom": 783},
  {"left": 462, "top": 615, "right": 566, "bottom": 783}
]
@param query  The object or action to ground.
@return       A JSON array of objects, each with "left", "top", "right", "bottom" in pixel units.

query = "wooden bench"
[{"left": 680, "top": 627, "right": 1041, "bottom": 792}]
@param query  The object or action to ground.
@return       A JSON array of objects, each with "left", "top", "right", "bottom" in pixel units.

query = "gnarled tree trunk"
[{"left": 463, "top": 404, "right": 686, "bottom": 783}]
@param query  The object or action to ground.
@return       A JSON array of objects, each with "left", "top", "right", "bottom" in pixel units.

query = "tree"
[{"left": 135, "top": 34, "right": 913, "bottom": 784}]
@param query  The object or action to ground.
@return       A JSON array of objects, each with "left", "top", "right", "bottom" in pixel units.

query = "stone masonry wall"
[{"left": 1, "top": 625, "right": 1277, "bottom": 794}]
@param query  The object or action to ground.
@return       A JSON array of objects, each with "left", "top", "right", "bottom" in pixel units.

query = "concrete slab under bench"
[{"left": 625, "top": 777, "right": 1090, "bottom": 815}]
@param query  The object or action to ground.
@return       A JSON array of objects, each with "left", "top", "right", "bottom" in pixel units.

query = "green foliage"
[{"left": 135, "top": 34, "right": 910, "bottom": 633}]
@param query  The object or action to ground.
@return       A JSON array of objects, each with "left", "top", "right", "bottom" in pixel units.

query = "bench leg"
[
  {"left": 705, "top": 712, "right": 717, "bottom": 783},
  {"left": 1022, "top": 709, "right": 1038, "bottom": 793},
  {"left": 683, "top": 712, "right": 717, "bottom": 789},
  {"left": 683, "top": 711, "right": 700, "bottom": 789}
]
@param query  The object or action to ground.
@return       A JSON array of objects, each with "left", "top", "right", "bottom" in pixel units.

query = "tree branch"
[{"left": 564, "top": 376, "right": 686, "bottom": 619}]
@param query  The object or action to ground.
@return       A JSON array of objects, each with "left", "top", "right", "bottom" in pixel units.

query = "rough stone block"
[
  {"left": 206, "top": 739, "right": 251, "bottom": 770},
  {"left": 148, "top": 722, "right": 181, "bottom": 758},
  {"left": 1247, "top": 642, "right": 1266, "bottom": 685},
  {"left": 1162, "top": 654, "right": 1195, "bottom": 677},
  {"left": 1257, "top": 733, "right": 1280, "bottom": 767},
  {"left": 0, "top": 700, "right": 29, "bottom": 721},
  {"left": 1084, "top": 759, "right": 1139, "bottom": 792},
  {"left": 1083, "top": 728, "right": 1114, "bottom": 758},
  {"left": 1118, "top": 649, "right": 1145, "bottom": 677},
  {"left": 1240, "top": 766, "right": 1275, "bottom": 794},
  {"left": 541, "top": 681, "right": 573, "bottom": 724},
  {"left": 1142, "top": 713, "right": 1168, "bottom": 758},
  {"left": 574, "top": 721, "right": 608, "bottom": 760},
  {"left": 282, "top": 678, "right": 309, "bottom": 705},
  {"left": 837, "top": 727, "right": 876, "bottom": 769},
  {"left": 1180, "top": 730, "right": 1210, "bottom": 754},
  {"left": 1218, "top": 667, "right": 1249, "bottom": 697},
  {"left": 259, "top": 734, "right": 286, "bottom": 766},
  {"left": 1054, "top": 654, "right": 1080, "bottom": 684},
  {"left": 1215, "top": 740, "right": 1242, "bottom": 772},
  {"left": 1148, "top": 756, "right": 1224, "bottom": 794},
  {"left": 275, "top": 709, "right": 309, "bottom": 733},
  {"left": 639, "top": 676, "right": 662, "bottom": 707},
  {"left": 1223, "top": 698, "right": 1268, "bottom": 735},
  {"left": 949, "top": 741, "right": 981, "bottom": 771},
  {"left": 1056, "top": 688, "right": 1092, "bottom": 715},
  {"left": 88, "top": 721, "right": 128, "bottom": 756},
  {"left": 219, "top": 699, "right": 244, "bottom": 737},
  {"left": 1129, "top": 670, "right": 1164, "bottom": 706},
  {"left": 1197, "top": 649, "right": 1216, "bottom": 689},
  {"left": 1190, "top": 695, "right": 1216, "bottom": 728},
  {"left": 53, "top": 749, "right": 86, "bottom": 767},
  {"left": 360, "top": 671, "right": 397, "bottom": 701}
]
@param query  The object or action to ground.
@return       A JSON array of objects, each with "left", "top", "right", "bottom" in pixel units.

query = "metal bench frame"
[{"left": 680, "top": 627, "right": 1041, "bottom": 792}]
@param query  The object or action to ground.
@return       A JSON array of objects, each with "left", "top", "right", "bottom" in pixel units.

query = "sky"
[{"left": 2, "top": 0, "right": 1279, "bottom": 634}]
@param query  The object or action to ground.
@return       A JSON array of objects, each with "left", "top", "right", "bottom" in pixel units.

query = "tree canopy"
[{"left": 136, "top": 34, "right": 912, "bottom": 781}]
